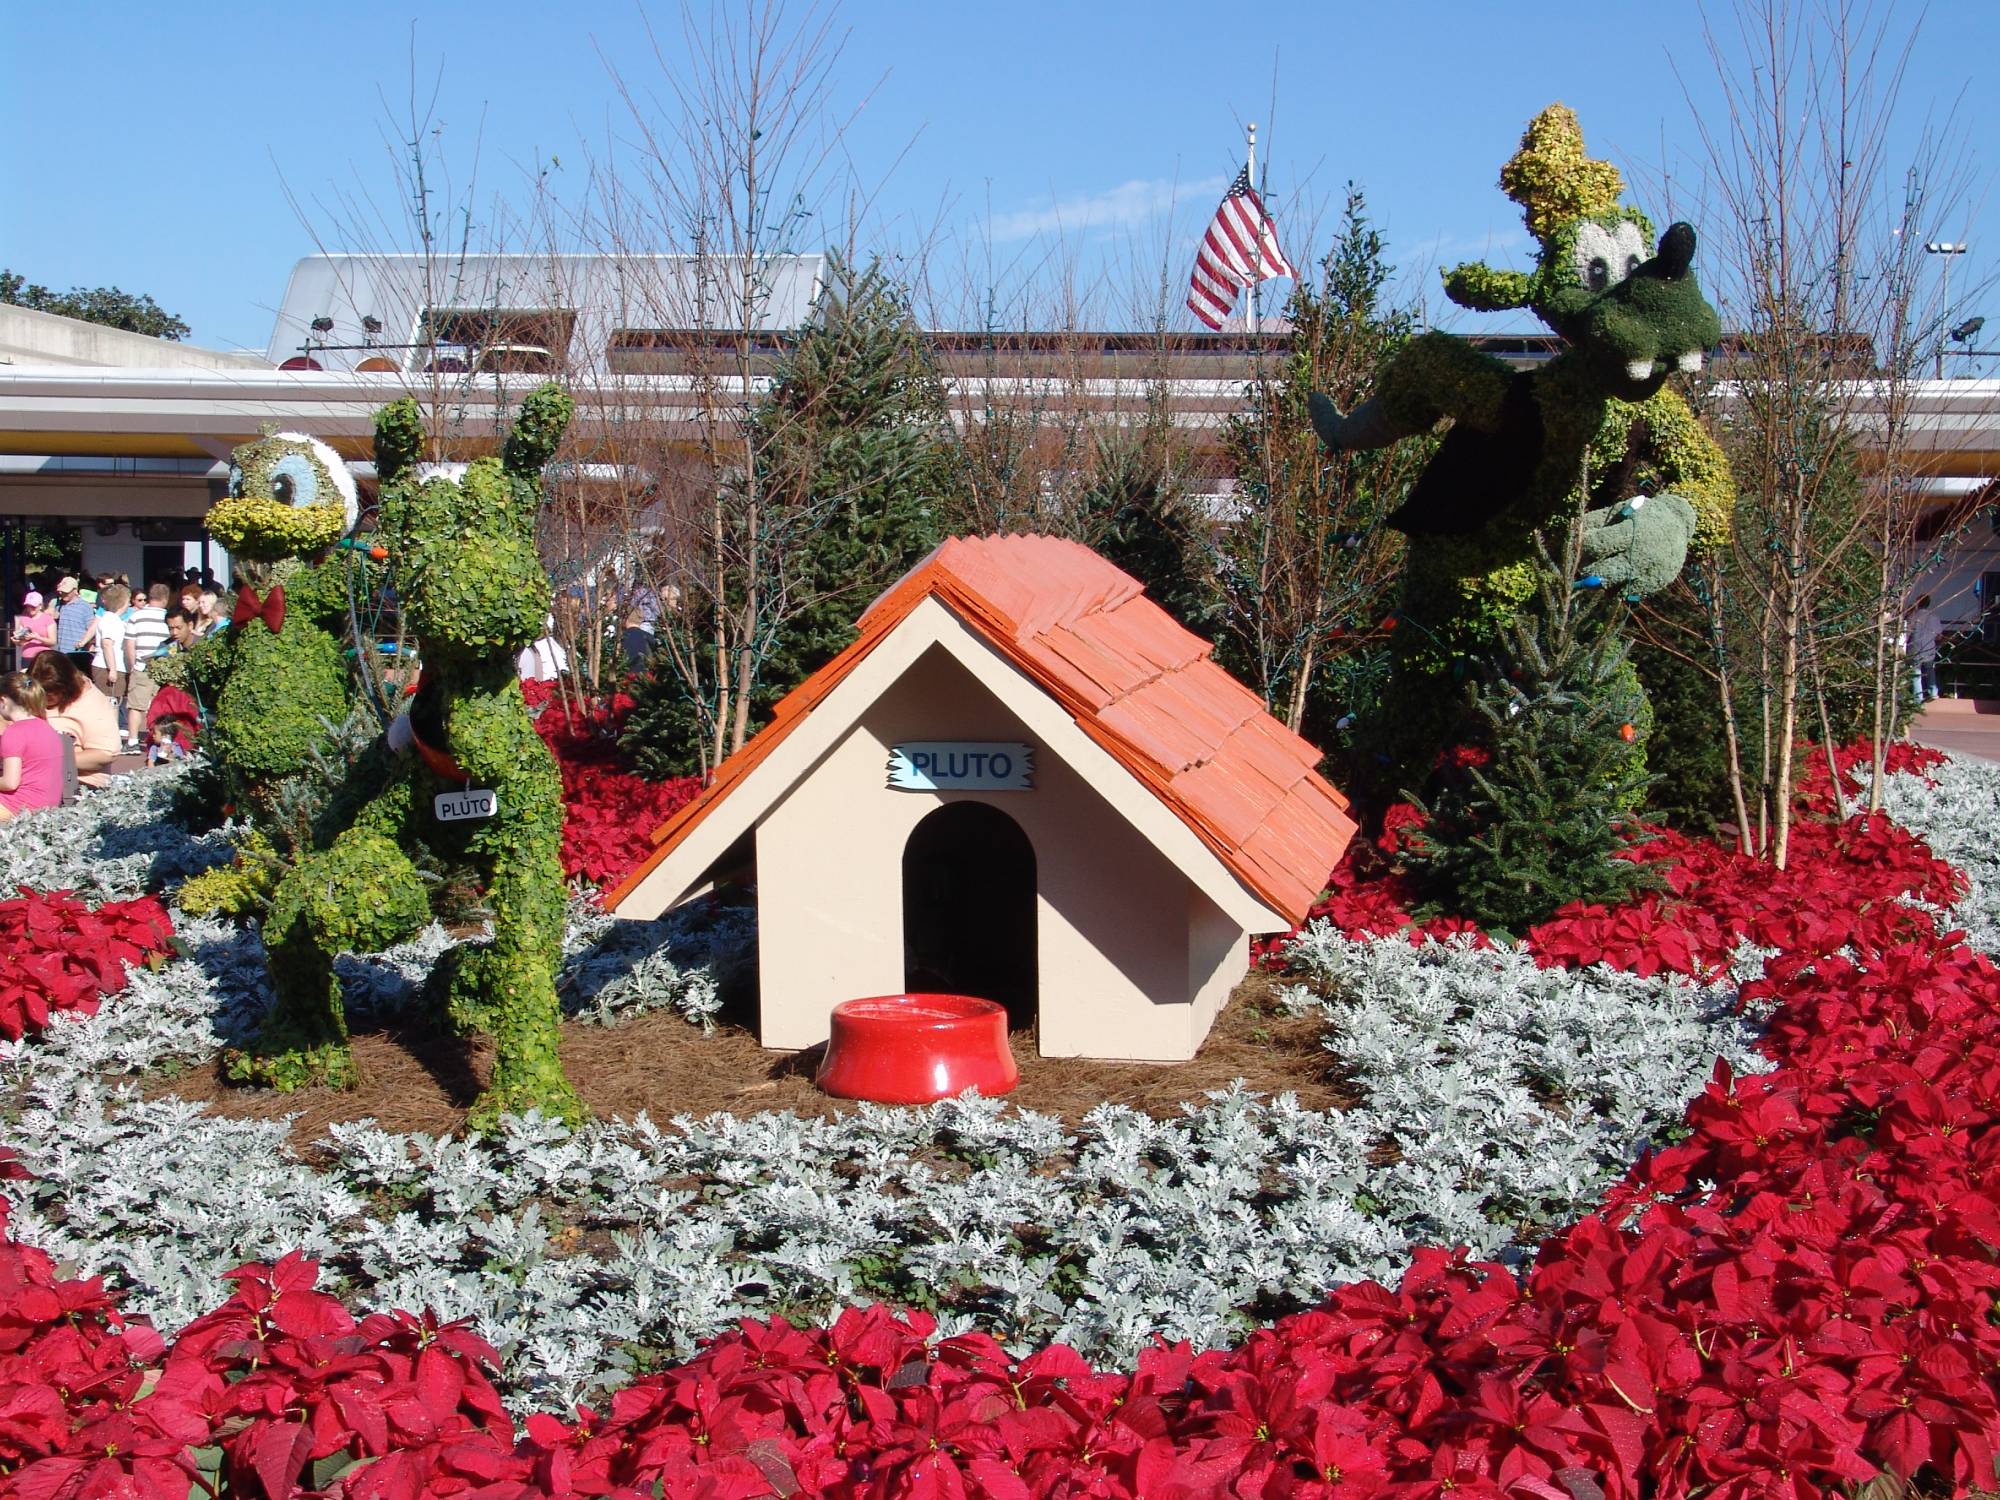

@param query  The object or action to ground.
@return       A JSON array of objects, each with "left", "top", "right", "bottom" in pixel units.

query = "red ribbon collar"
[
  {"left": 231, "top": 584, "right": 286, "bottom": 634},
  {"left": 405, "top": 670, "right": 468, "bottom": 783}
]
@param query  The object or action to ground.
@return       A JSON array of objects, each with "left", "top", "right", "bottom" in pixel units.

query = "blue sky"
[{"left": 4, "top": 1, "right": 1994, "bottom": 354}]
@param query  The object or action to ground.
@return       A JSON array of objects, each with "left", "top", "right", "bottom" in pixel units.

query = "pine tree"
[
  {"left": 1402, "top": 535, "right": 1658, "bottom": 931},
  {"left": 617, "top": 658, "right": 710, "bottom": 782},
  {"left": 621, "top": 255, "right": 955, "bottom": 778},
  {"left": 1074, "top": 395, "right": 1218, "bottom": 632},
  {"left": 1630, "top": 585, "right": 1733, "bottom": 836},
  {"left": 751, "top": 255, "right": 958, "bottom": 705}
]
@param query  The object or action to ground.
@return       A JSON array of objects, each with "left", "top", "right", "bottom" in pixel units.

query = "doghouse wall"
[{"left": 754, "top": 642, "right": 1247, "bottom": 1060}]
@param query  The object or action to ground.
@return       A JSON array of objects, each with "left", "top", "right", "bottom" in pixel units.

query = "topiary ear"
[
  {"left": 373, "top": 399, "right": 425, "bottom": 486},
  {"left": 1443, "top": 263, "right": 1533, "bottom": 313},
  {"left": 502, "top": 383, "right": 574, "bottom": 478}
]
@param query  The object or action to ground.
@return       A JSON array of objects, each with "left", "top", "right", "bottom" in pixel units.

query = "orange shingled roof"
[{"left": 604, "top": 535, "right": 1357, "bottom": 924}]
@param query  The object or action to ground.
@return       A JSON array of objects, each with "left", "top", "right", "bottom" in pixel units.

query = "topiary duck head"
[
  {"left": 207, "top": 432, "right": 360, "bottom": 568},
  {"left": 370, "top": 383, "right": 573, "bottom": 665},
  {"left": 1442, "top": 103, "right": 1722, "bottom": 403}
]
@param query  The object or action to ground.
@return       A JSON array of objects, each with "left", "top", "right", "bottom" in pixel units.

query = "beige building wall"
[
  {"left": 0, "top": 305, "right": 271, "bottom": 370},
  {"left": 1188, "top": 888, "right": 1248, "bottom": 1040},
  {"left": 754, "top": 641, "right": 1248, "bottom": 1059}
]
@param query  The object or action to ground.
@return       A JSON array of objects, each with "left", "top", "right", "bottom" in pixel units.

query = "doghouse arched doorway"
[{"left": 902, "top": 801, "right": 1037, "bottom": 1029}]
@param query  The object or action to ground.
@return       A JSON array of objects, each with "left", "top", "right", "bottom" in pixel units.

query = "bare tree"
[
  {"left": 1215, "top": 187, "right": 1419, "bottom": 737},
  {"left": 1678, "top": 0, "right": 1986, "bottom": 863},
  {"left": 580, "top": 0, "right": 904, "bottom": 768},
  {"left": 279, "top": 43, "right": 542, "bottom": 722}
]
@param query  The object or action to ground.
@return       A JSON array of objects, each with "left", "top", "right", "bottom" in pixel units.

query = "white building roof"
[{"left": 266, "top": 253, "right": 829, "bottom": 376}]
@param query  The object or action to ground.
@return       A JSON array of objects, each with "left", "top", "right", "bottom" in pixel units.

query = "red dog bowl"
[{"left": 816, "top": 993, "right": 1019, "bottom": 1104}]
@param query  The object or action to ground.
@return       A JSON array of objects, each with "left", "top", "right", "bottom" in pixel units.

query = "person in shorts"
[
  {"left": 91, "top": 582, "right": 131, "bottom": 714},
  {"left": 122, "top": 583, "right": 171, "bottom": 745}
]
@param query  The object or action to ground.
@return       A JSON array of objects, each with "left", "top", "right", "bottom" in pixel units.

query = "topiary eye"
[
  {"left": 269, "top": 453, "right": 322, "bottom": 510},
  {"left": 1570, "top": 222, "right": 1634, "bottom": 295},
  {"left": 1626, "top": 254, "right": 1643, "bottom": 277}
]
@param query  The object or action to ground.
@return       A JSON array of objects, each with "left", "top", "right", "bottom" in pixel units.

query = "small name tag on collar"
[{"left": 435, "top": 789, "right": 500, "bottom": 821}]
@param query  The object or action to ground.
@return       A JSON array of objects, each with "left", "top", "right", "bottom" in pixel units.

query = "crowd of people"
[
  {"left": 2, "top": 569, "right": 226, "bottom": 816},
  {"left": 2, "top": 564, "right": 675, "bottom": 822}
]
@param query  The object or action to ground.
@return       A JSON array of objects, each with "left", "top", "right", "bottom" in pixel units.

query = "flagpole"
[{"left": 1245, "top": 122, "right": 1258, "bottom": 337}]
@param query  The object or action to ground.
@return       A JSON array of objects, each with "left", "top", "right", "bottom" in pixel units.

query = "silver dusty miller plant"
[
  {"left": 19, "top": 747, "right": 1981, "bottom": 1415},
  {"left": 0, "top": 763, "right": 234, "bottom": 900},
  {"left": 1880, "top": 752, "right": 2000, "bottom": 953},
  {"left": 0, "top": 785, "right": 1771, "bottom": 1419}
]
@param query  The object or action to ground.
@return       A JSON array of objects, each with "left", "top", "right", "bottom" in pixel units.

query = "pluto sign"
[{"left": 887, "top": 741, "right": 1034, "bottom": 792}]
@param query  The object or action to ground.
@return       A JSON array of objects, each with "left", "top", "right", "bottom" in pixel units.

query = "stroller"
[{"left": 144, "top": 682, "right": 203, "bottom": 764}]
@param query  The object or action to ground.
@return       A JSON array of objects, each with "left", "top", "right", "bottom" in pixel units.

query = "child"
[
  {"left": 0, "top": 672, "right": 65, "bottom": 819},
  {"left": 91, "top": 582, "right": 132, "bottom": 716},
  {"left": 144, "top": 682, "right": 202, "bottom": 765}
]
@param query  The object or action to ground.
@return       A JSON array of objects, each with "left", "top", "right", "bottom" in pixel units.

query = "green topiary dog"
[
  {"left": 226, "top": 385, "right": 583, "bottom": 1129},
  {"left": 1310, "top": 104, "right": 1736, "bottom": 790}
]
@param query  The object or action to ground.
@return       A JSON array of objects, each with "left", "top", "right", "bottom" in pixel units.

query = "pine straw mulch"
[{"left": 144, "top": 969, "right": 1358, "bottom": 1155}]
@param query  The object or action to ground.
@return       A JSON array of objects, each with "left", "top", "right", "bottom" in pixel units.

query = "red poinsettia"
[
  {"left": 4, "top": 736, "right": 1999, "bottom": 1498},
  {"left": 0, "top": 890, "right": 172, "bottom": 1042},
  {"left": 521, "top": 680, "right": 701, "bottom": 889}
]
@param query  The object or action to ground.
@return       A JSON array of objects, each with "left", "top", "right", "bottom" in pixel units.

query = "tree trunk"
[
  {"left": 1773, "top": 615, "right": 1800, "bottom": 869},
  {"left": 710, "top": 490, "right": 731, "bottom": 770},
  {"left": 1771, "top": 477, "right": 1808, "bottom": 870},
  {"left": 1868, "top": 578, "right": 1891, "bottom": 813},
  {"left": 1288, "top": 635, "right": 1317, "bottom": 733},
  {"left": 1808, "top": 627, "right": 1843, "bottom": 817},
  {"left": 1701, "top": 566, "right": 1756, "bottom": 854},
  {"left": 732, "top": 506, "right": 758, "bottom": 753},
  {"left": 1754, "top": 514, "right": 1777, "bottom": 858}
]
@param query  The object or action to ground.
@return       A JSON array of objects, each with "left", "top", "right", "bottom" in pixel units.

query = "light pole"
[{"left": 1926, "top": 242, "right": 1969, "bottom": 377}]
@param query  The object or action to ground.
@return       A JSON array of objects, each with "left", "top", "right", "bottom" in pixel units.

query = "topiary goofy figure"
[
  {"left": 1309, "top": 103, "right": 1736, "bottom": 793},
  {"left": 227, "top": 384, "right": 583, "bottom": 1129}
]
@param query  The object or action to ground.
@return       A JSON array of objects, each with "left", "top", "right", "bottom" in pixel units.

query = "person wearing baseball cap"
[
  {"left": 52, "top": 577, "right": 98, "bottom": 671},
  {"left": 10, "top": 589, "right": 54, "bottom": 664}
]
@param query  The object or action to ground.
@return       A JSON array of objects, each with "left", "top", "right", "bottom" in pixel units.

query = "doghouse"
[{"left": 606, "top": 535, "right": 1357, "bottom": 1061}]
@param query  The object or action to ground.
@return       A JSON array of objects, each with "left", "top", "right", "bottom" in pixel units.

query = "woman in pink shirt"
[
  {"left": 10, "top": 590, "right": 55, "bottom": 662},
  {"left": 0, "top": 672, "right": 65, "bottom": 819}
]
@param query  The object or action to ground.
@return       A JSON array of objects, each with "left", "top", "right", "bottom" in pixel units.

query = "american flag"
[{"left": 1186, "top": 167, "right": 1296, "bottom": 330}]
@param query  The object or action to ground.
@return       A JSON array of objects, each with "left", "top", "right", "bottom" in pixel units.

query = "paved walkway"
[{"left": 1909, "top": 700, "right": 2000, "bottom": 765}]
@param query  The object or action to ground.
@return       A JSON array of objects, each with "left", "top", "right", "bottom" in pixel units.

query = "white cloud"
[{"left": 985, "top": 174, "right": 1228, "bottom": 243}]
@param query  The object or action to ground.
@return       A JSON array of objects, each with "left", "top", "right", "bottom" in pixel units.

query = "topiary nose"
[{"left": 1657, "top": 222, "right": 1696, "bottom": 279}]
